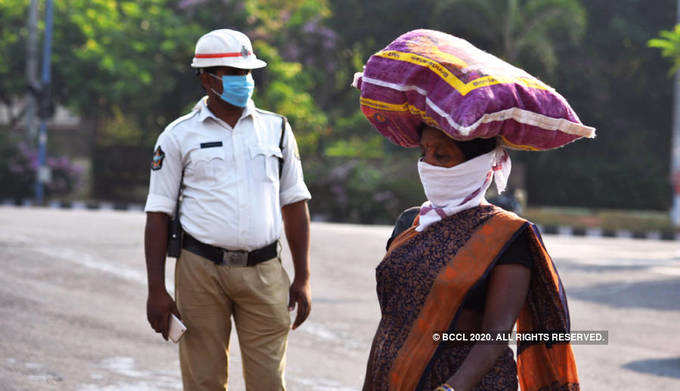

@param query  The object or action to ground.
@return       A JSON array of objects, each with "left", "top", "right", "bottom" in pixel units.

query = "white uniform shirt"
[{"left": 144, "top": 97, "right": 311, "bottom": 251}]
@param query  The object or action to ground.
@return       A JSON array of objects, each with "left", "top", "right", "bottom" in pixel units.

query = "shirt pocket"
[
  {"left": 188, "top": 147, "right": 226, "bottom": 187},
  {"left": 249, "top": 144, "right": 283, "bottom": 182}
]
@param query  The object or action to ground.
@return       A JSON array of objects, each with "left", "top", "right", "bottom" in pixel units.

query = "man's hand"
[
  {"left": 145, "top": 212, "right": 176, "bottom": 340},
  {"left": 281, "top": 200, "right": 311, "bottom": 330},
  {"left": 147, "top": 289, "right": 181, "bottom": 340},
  {"left": 288, "top": 276, "right": 311, "bottom": 329}
]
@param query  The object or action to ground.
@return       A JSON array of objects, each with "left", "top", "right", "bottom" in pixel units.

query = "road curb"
[
  {"left": 1, "top": 198, "right": 144, "bottom": 212},
  {"left": 2, "top": 198, "right": 678, "bottom": 241},
  {"left": 536, "top": 224, "right": 679, "bottom": 241}
]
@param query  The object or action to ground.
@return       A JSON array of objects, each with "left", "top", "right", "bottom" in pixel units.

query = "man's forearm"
[
  {"left": 145, "top": 212, "right": 170, "bottom": 292},
  {"left": 281, "top": 200, "right": 310, "bottom": 280}
]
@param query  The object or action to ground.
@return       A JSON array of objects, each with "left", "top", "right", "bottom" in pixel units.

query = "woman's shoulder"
[
  {"left": 396, "top": 206, "right": 421, "bottom": 227},
  {"left": 385, "top": 206, "right": 421, "bottom": 251},
  {"left": 496, "top": 223, "right": 534, "bottom": 269}
]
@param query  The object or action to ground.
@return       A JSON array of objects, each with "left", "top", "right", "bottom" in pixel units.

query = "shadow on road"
[
  {"left": 568, "top": 278, "right": 680, "bottom": 311},
  {"left": 622, "top": 357, "right": 680, "bottom": 379}
]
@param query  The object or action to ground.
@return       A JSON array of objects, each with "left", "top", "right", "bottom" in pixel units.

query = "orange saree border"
[
  {"left": 517, "top": 227, "right": 579, "bottom": 391},
  {"left": 388, "top": 212, "right": 525, "bottom": 391}
]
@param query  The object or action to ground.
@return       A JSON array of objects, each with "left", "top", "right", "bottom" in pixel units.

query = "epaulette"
[
  {"left": 254, "top": 107, "right": 285, "bottom": 120},
  {"left": 164, "top": 109, "right": 201, "bottom": 133}
]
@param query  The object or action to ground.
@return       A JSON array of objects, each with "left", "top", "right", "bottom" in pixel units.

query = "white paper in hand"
[{"left": 168, "top": 314, "right": 187, "bottom": 343}]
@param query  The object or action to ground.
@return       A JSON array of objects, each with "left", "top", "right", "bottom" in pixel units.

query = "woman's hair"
[{"left": 418, "top": 125, "right": 497, "bottom": 161}]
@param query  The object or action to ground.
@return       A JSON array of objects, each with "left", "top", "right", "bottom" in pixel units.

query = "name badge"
[{"left": 200, "top": 141, "right": 223, "bottom": 149}]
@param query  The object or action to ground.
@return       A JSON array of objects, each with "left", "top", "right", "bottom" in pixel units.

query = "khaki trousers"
[{"left": 175, "top": 249, "right": 291, "bottom": 391}]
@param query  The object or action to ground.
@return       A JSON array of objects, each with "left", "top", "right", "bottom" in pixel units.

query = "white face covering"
[{"left": 416, "top": 146, "right": 512, "bottom": 232}]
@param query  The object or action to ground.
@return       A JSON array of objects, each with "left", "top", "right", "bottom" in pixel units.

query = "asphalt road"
[{"left": 1, "top": 206, "right": 679, "bottom": 390}]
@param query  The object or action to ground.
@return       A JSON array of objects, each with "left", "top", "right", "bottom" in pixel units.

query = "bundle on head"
[{"left": 354, "top": 29, "right": 595, "bottom": 151}]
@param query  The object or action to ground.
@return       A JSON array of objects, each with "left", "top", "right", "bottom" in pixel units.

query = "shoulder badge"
[{"left": 151, "top": 146, "right": 165, "bottom": 171}]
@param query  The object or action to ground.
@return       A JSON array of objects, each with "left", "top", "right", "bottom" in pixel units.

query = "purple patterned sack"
[{"left": 353, "top": 29, "right": 595, "bottom": 150}]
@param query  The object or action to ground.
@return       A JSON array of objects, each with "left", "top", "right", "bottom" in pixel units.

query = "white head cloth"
[{"left": 416, "top": 146, "right": 511, "bottom": 232}]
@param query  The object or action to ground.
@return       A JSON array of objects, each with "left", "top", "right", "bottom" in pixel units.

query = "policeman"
[{"left": 144, "top": 29, "right": 312, "bottom": 390}]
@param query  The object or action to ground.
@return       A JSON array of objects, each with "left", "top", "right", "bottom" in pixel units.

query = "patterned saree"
[{"left": 362, "top": 205, "right": 579, "bottom": 391}]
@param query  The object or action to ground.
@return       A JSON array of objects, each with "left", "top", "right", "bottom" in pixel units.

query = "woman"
[{"left": 362, "top": 125, "right": 579, "bottom": 391}]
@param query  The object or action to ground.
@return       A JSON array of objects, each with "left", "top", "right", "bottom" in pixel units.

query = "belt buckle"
[{"left": 223, "top": 250, "right": 248, "bottom": 267}]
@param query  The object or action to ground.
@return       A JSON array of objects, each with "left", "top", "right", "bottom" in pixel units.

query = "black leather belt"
[{"left": 182, "top": 233, "right": 278, "bottom": 266}]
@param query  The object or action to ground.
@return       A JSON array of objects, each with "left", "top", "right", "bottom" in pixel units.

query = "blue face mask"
[{"left": 209, "top": 73, "right": 255, "bottom": 108}]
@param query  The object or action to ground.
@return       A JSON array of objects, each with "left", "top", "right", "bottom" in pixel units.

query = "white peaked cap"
[{"left": 191, "top": 29, "right": 267, "bottom": 69}]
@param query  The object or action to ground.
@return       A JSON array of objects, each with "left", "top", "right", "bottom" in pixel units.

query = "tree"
[
  {"left": 2, "top": 0, "right": 677, "bottom": 215},
  {"left": 0, "top": 0, "right": 31, "bottom": 129},
  {"left": 0, "top": 0, "right": 330, "bottom": 145},
  {"left": 176, "top": 0, "right": 331, "bottom": 155},
  {"left": 431, "top": 0, "right": 586, "bottom": 76},
  {"left": 2, "top": 0, "right": 334, "bottom": 204},
  {"left": 535, "top": 0, "right": 675, "bottom": 210}
]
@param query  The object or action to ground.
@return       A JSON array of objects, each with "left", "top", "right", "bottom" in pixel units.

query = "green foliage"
[
  {"left": 527, "top": 0, "right": 675, "bottom": 211},
  {"left": 1, "top": 0, "right": 677, "bottom": 217},
  {"left": 0, "top": 0, "right": 30, "bottom": 122},
  {"left": 649, "top": 24, "right": 680, "bottom": 74},
  {"left": 252, "top": 40, "right": 327, "bottom": 156},
  {"left": 1, "top": 0, "right": 328, "bottom": 146},
  {"left": 310, "top": 0, "right": 593, "bottom": 220},
  {"left": 431, "top": 0, "right": 587, "bottom": 76},
  {"left": 523, "top": 207, "right": 675, "bottom": 231},
  {"left": 305, "top": 152, "right": 424, "bottom": 224},
  {"left": 97, "top": 106, "right": 145, "bottom": 146},
  {"left": 51, "top": 0, "right": 203, "bottom": 134}
]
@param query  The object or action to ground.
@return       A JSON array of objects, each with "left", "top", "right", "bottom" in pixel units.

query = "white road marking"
[
  {"left": 649, "top": 266, "right": 680, "bottom": 276},
  {"left": 291, "top": 376, "right": 360, "bottom": 391},
  {"left": 31, "top": 247, "right": 175, "bottom": 293},
  {"left": 77, "top": 357, "right": 181, "bottom": 391},
  {"left": 25, "top": 362, "right": 43, "bottom": 369}
]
